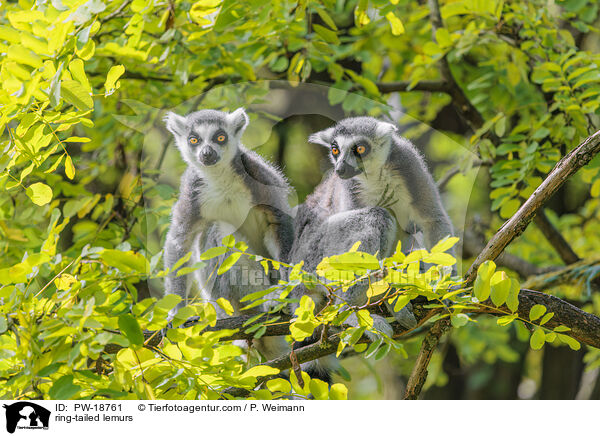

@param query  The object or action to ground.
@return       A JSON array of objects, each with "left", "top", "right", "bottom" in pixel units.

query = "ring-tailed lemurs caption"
[
  {"left": 290, "top": 116, "right": 454, "bottom": 337},
  {"left": 163, "top": 108, "right": 294, "bottom": 359}
]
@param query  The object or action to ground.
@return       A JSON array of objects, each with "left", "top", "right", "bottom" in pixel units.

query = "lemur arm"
[{"left": 164, "top": 189, "right": 205, "bottom": 316}]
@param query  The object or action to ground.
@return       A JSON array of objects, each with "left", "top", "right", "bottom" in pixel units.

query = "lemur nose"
[
  {"left": 200, "top": 147, "right": 219, "bottom": 165},
  {"left": 335, "top": 161, "right": 360, "bottom": 179}
]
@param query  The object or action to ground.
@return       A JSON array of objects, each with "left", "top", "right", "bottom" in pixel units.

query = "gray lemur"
[
  {"left": 290, "top": 116, "right": 454, "bottom": 338},
  {"left": 163, "top": 108, "right": 294, "bottom": 356}
]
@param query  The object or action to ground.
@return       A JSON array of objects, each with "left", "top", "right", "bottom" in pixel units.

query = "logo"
[{"left": 2, "top": 402, "right": 50, "bottom": 434}]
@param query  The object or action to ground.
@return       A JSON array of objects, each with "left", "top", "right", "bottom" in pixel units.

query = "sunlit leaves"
[
  {"left": 104, "top": 65, "right": 125, "bottom": 96},
  {"left": 26, "top": 182, "right": 53, "bottom": 206},
  {"left": 530, "top": 327, "right": 545, "bottom": 350},
  {"left": 474, "top": 261, "right": 496, "bottom": 302},
  {"left": 529, "top": 304, "right": 547, "bottom": 321}
]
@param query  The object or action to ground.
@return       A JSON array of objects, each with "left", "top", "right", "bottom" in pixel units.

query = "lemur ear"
[
  {"left": 375, "top": 121, "right": 398, "bottom": 139},
  {"left": 164, "top": 112, "right": 187, "bottom": 137},
  {"left": 308, "top": 127, "right": 335, "bottom": 147},
  {"left": 228, "top": 108, "right": 249, "bottom": 135}
]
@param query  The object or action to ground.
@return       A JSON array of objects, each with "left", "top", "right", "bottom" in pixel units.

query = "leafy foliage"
[{"left": 1, "top": 0, "right": 599, "bottom": 400}]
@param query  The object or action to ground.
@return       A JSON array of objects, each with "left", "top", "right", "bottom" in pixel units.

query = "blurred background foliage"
[{"left": 1, "top": 0, "right": 600, "bottom": 399}]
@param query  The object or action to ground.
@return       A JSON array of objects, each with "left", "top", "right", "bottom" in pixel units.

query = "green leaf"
[
  {"left": 497, "top": 314, "right": 518, "bottom": 326},
  {"left": 329, "top": 383, "right": 348, "bottom": 400},
  {"left": 474, "top": 261, "right": 496, "bottom": 301},
  {"left": 356, "top": 309, "right": 373, "bottom": 328},
  {"left": 61, "top": 80, "right": 93, "bottom": 111},
  {"left": 118, "top": 314, "right": 144, "bottom": 346},
  {"left": 240, "top": 365, "right": 279, "bottom": 379},
  {"left": 430, "top": 236, "right": 460, "bottom": 253},
  {"left": 393, "top": 294, "right": 411, "bottom": 312},
  {"left": 385, "top": 12, "right": 405, "bottom": 35},
  {"left": 529, "top": 304, "right": 547, "bottom": 321},
  {"left": 530, "top": 327, "right": 546, "bottom": 350},
  {"left": 221, "top": 234, "right": 236, "bottom": 247},
  {"left": 65, "top": 155, "right": 75, "bottom": 180},
  {"left": 553, "top": 325, "right": 571, "bottom": 332},
  {"left": 105, "top": 64, "right": 125, "bottom": 95},
  {"left": 313, "top": 24, "right": 340, "bottom": 44},
  {"left": 374, "top": 342, "right": 391, "bottom": 360},
  {"left": 266, "top": 378, "right": 291, "bottom": 393},
  {"left": 490, "top": 271, "right": 510, "bottom": 306},
  {"left": 48, "top": 374, "right": 81, "bottom": 399},
  {"left": 423, "top": 252, "right": 456, "bottom": 266},
  {"left": 539, "top": 312, "right": 554, "bottom": 325},
  {"left": 68, "top": 58, "right": 91, "bottom": 91},
  {"left": 100, "top": 249, "right": 150, "bottom": 273},
  {"left": 26, "top": 182, "right": 53, "bottom": 206},
  {"left": 506, "top": 278, "right": 520, "bottom": 312},
  {"left": 217, "top": 252, "right": 242, "bottom": 275},
  {"left": 309, "top": 379, "right": 329, "bottom": 400},
  {"left": 200, "top": 246, "right": 227, "bottom": 260},
  {"left": 216, "top": 297, "right": 234, "bottom": 316},
  {"left": 240, "top": 286, "right": 278, "bottom": 303},
  {"left": 557, "top": 334, "right": 580, "bottom": 350},
  {"left": 451, "top": 313, "right": 469, "bottom": 328}
]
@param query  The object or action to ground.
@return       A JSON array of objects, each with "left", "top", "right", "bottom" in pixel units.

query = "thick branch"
[
  {"left": 403, "top": 318, "right": 451, "bottom": 400},
  {"left": 375, "top": 80, "right": 451, "bottom": 94},
  {"left": 464, "top": 129, "right": 600, "bottom": 285},
  {"left": 496, "top": 288, "right": 600, "bottom": 348},
  {"left": 534, "top": 209, "right": 580, "bottom": 265}
]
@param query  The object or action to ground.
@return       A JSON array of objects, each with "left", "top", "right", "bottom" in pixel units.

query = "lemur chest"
[
  {"left": 199, "top": 173, "right": 267, "bottom": 253},
  {"left": 356, "top": 171, "right": 413, "bottom": 230}
]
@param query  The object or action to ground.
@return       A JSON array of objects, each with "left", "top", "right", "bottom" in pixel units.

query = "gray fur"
[
  {"left": 310, "top": 116, "right": 454, "bottom": 253},
  {"left": 291, "top": 116, "right": 455, "bottom": 336},
  {"left": 163, "top": 108, "right": 294, "bottom": 353}
]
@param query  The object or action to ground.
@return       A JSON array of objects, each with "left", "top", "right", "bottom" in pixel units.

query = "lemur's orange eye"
[
  {"left": 332, "top": 146, "right": 340, "bottom": 155},
  {"left": 356, "top": 145, "right": 366, "bottom": 154},
  {"left": 217, "top": 135, "right": 226, "bottom": 142},
  {"left": 189, "top": 137, "right": 198, "bottom": 144}
]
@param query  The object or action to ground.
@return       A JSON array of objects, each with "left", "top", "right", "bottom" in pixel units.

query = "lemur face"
[
  {"left": 309, "top": 117, "right": 397, "bottom": 179},
  {"left": 165, "top": 108, "right": 249, "bottom": 169}
]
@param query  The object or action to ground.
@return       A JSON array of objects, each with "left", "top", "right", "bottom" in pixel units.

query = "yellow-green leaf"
[
  {"left": 104, "top": 64, "right": 125, "bottom": 95},
  {"left": 55, "top": 273, "right": 77, "bottom": 290},
  {"left": 529, "top": 304, "right": 546, "bottom": 321},
  {"left": 329, "top": 383, "right": 348, "bottom": 400},
  {"left": 65, "top": 155, "right": 75, "bottom": 180},
  {"left": 217, "top": 297, "right": 234, "bottom": 316},
  {"left": 530, "top": 327, "right": 545, "bottom": 350},
  {"left": 26, "top": 182, "right": 53, "bottom": 206},
  {"left": 61, "top": 80, "right": 93, "bottom": 111},
  {"left": 385, "top": 12, "right": 405, "bottom": 35}
]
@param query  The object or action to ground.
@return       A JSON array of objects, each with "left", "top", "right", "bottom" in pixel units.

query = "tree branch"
[
  {"left": 403, "top": 318, "right": 451, "bottom": 399},
  {"left": 462, "top": 228, "right": 554, "bottom": 278},
  {"left": 534, "top": 209, "right": 580, "bottom": 265},
  {"left": 427, "top": 0, "right": 486, "bottom": 132},
  {"left": 464, "top": 129, "right": 600, "bottom": 285},
  {"left": 522, "top": 257, "right": 600, "bottom": 294},
  {"left": 375, "top": 80, "right": 451, "bottom": 94},
  {"left": 489, "top": 288, "right": 600, "bottom": 349}
]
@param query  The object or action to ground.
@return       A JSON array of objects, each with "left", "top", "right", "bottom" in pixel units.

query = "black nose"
[
  {"left": 335, "top": 162, "right": 360, "bottom": 179},
  {"left": 200, "top": 147, "right": 219, "bottom": 165}
]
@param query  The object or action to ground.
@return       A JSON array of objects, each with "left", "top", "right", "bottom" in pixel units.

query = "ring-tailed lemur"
[
  {"left": 308, "top": 116, "right": 454, "bottom": 254},
  {"left": 163, "top": 108, "right": 294, "bottom": 357},
  {"left": 290, "top": 116, "right": 454, "bottom": 337}
]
